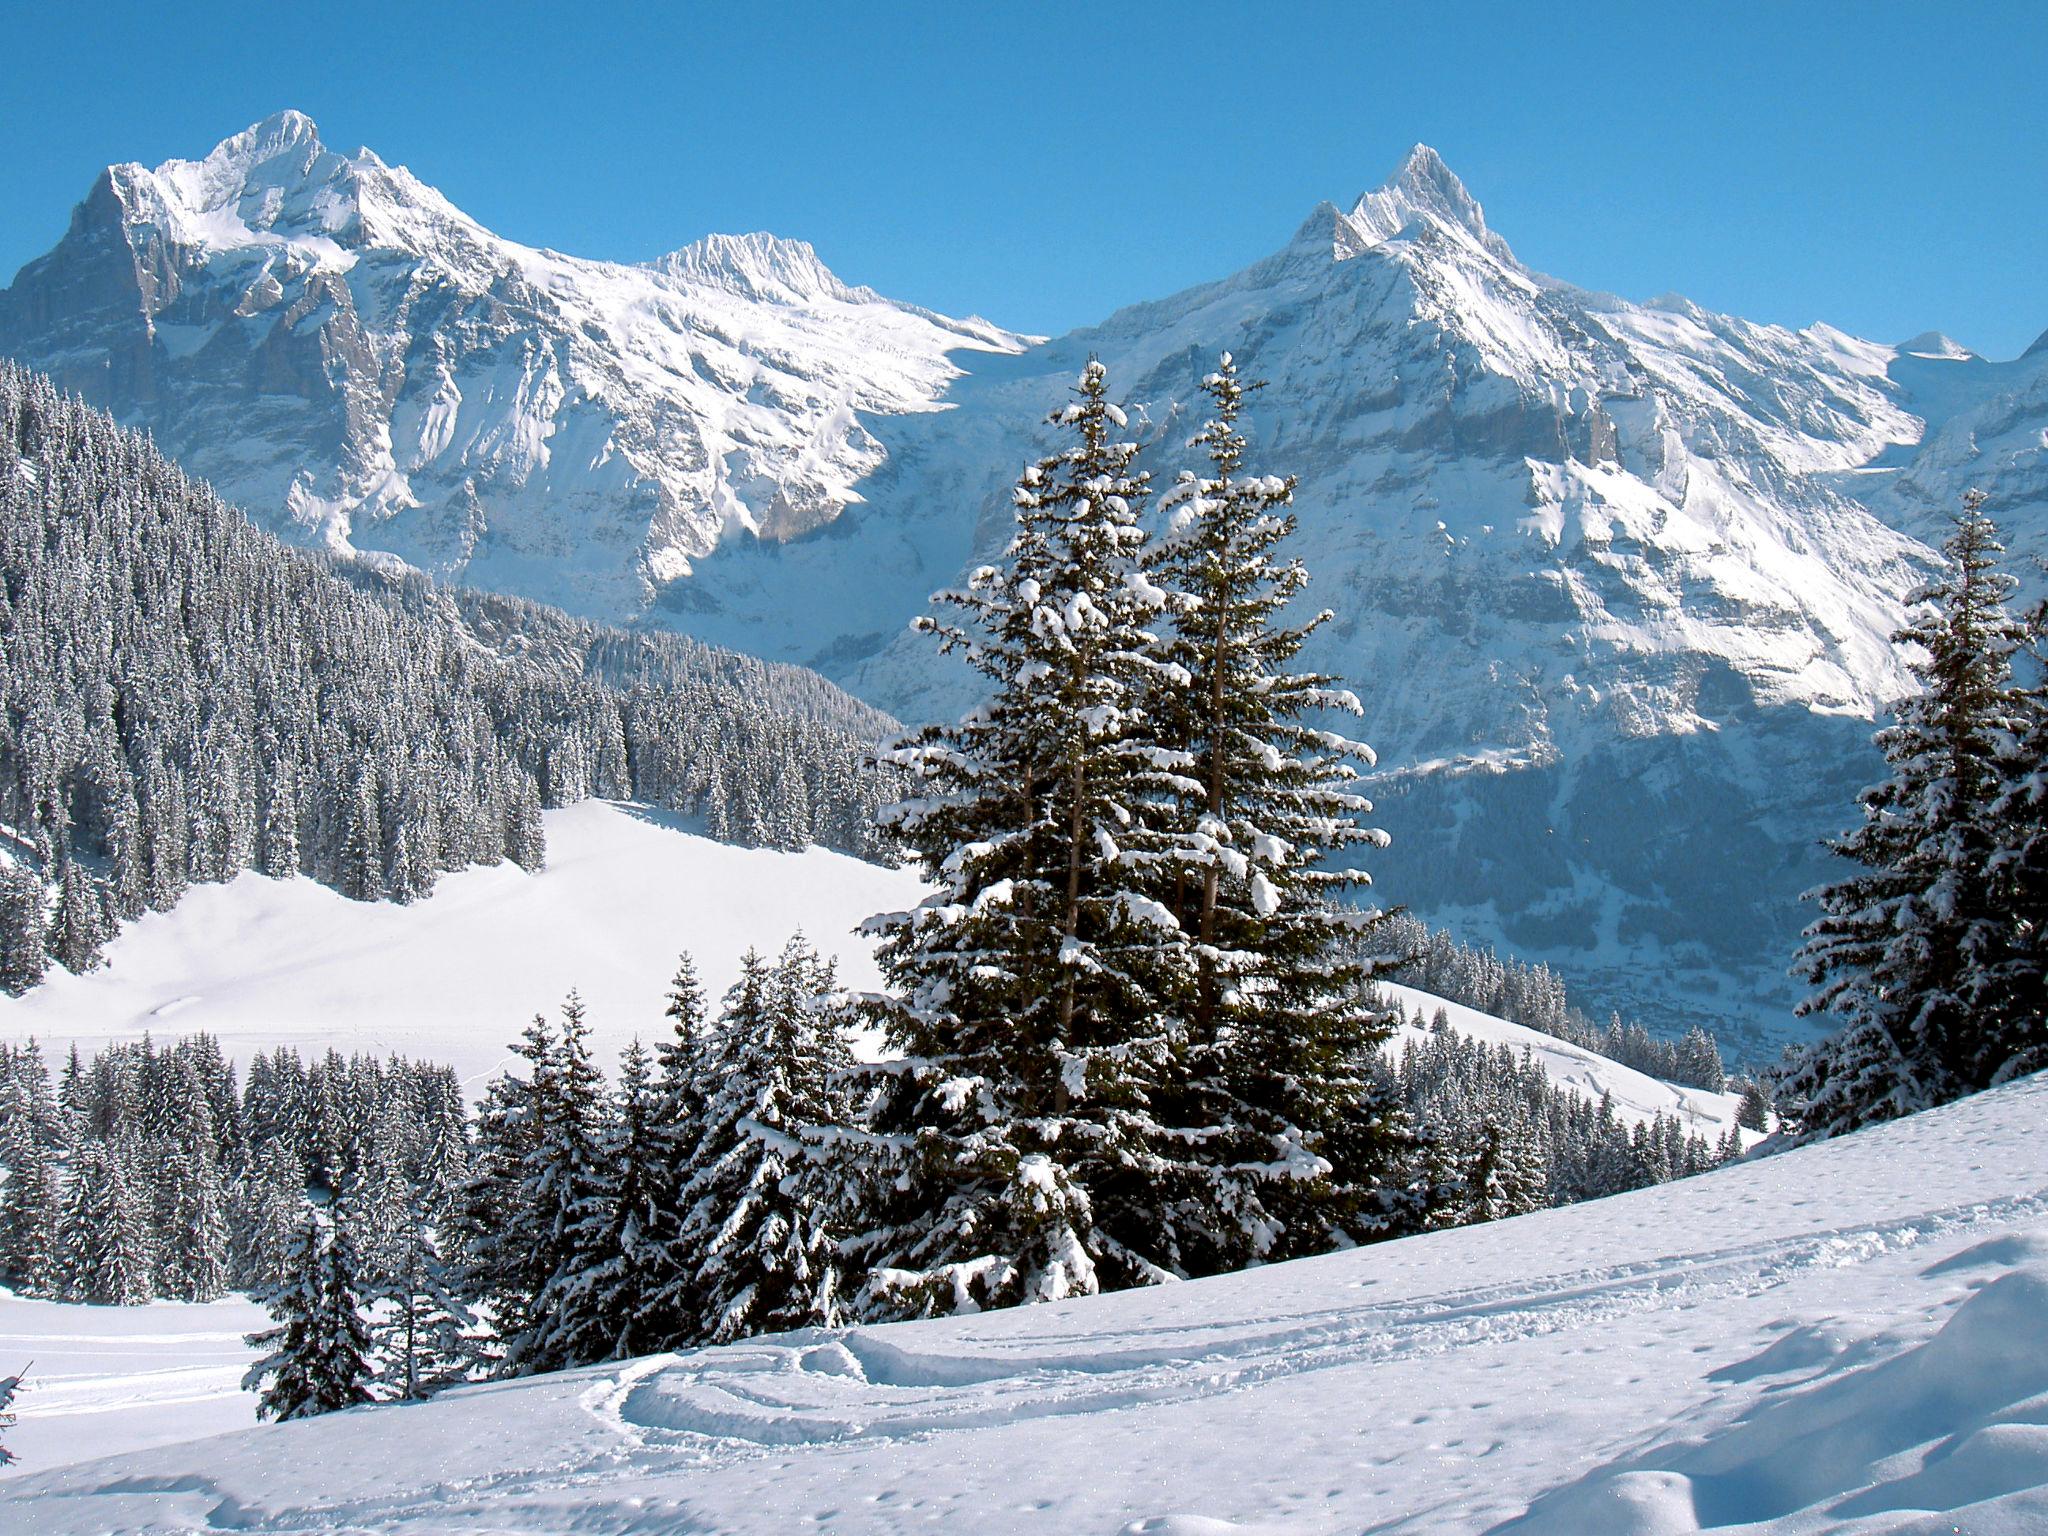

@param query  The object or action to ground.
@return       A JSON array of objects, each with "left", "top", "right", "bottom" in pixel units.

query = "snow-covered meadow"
[
  {"left": 0, "top": 800, "right": 921, "bottom": 1088},
  {"left": 6, "top": 1071, "right": 2044, "bottom": 1533}
]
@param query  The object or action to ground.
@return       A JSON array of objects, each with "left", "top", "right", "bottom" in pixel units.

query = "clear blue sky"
[{"left": 3, "top": 0, "right": 2043, "bottom": 357}]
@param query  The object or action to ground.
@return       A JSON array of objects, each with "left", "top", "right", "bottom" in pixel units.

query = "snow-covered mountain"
[
  {"left": 9, "top": 1069, "right": 2045, "bottom": 1532},
  {"left": 0, "top": 111, "right": 1027, "bottom": 618},
  {"left": 667, "top": 148, "right": 2048, "bottom": 1046},
  {"left": 6, "top": 124, "right": 2043, "bottom": 1047}
]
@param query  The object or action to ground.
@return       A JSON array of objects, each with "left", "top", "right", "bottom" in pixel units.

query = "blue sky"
[{"left": 3, "top": 0, "right": 2043, "bottom": 356}]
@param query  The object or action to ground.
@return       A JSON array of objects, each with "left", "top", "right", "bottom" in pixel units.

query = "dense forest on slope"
[{"left": 0, "top": 364, "right": 899, "bottom": 991}]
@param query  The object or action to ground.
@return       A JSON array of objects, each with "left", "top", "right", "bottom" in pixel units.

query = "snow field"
[
  {"left": 0, "top": 1291, "right": 267, "bottom": 1477},
  {"left": 0, "top": 800, "right": 923, "bottom": 1089}
]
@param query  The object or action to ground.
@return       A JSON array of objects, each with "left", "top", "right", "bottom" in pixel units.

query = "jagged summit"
[
  {"left": 1350, "top": 143, "right": 1518, "bottom": 264},
  {"left": 650, "top": 232, "right": 856, "bottom": 306},
  {"left": 1279, "top": 145, "right": 1520, "bottom": 270},
  {"left": 137, "top": 110, "right": 344, "bottom": 215}
]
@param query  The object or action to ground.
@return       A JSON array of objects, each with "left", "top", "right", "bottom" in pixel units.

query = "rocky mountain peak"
[
  {"left": 1347, "top": 143, "right": 1519, "bottom": 267},
  {"left": 649, "top": 231, "right": 856, "bottom": 306}
]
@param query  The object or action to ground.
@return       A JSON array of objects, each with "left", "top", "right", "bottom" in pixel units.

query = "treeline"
[
  {"left": 0, "top": 362, "right": 901, "bottom": 994},
  {"left": 1368, "top": 913, "right": 1728, "bottom": 1091},
  {"left": 0, "top": 951, "right": 1743, "bottom": 1418}
]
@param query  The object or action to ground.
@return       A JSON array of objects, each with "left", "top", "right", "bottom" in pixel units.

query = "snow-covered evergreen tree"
[
  {"left": 1790, "top": 494, "right": 2031, "bottom": 1135},
  {"left": 0, "top": 861, "right": 46, "bottom": 996},
  {"left": 367, "top": 1190, "right": 475, "bottom": 1401},
  {"left": 502, "top": 994, "right": 611, "bottom": 1374},
  {"left": 58, "top": 1140, "right": 153, "bottom": 1304},
  {"left": 853, "top": 361, "right": 1193, "bottom": 1314},
  {"left": 1983, "top": 591, "right": 2048, "bottom": 1085},
  {"left": 155, "top": 1057, "right": 230, "bottom": 1301},
  {"left": 243, "top": 1210, "right": 375, "bottom": 1420},
  {"left": 680, "top": 938, "right": 850, "bottom": 1343},
  {"left": 643, "top": 953, "right": 711, "bottom": 1341},
  {"left": 0, "top": 1075, "right": 59, "bottom": 1295},
  {"left": 1140, "top": 353, "right": 1404, "bottom": 1268},
  {"left": 540, "top": 1038, "right": 676, "bottom": 1362},
  {"left": 231, "top": 1143, "right": 312, "bottom": 1292}
]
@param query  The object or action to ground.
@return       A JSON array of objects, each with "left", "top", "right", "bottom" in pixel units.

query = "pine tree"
[
  {"left": 1983, "top": 591, "right": 2048, "bottom": 1084},
  {"left": 461, "top": 1015, "right": 558, "bottom": 1370},
  {"left": 243, "top": 1210, "right": 375, "bottom": 1420},
  {"left": 1140, "top": 353, "right": 1404, "bottom": 1268},
  {"left": 1734, "top": 1081, "right": 1772, "bottom": 1134},
  {"left": 1790, "top": 495, "right": 2031, "bottom": 1135},
  {"left": 0, "top": 1078, "right": 59, "bottom": 1295},
  {"left": 231, "top": 1143, "right": 311, "bottom": 1292},
  {"left": 156, "top": 1057, "right": 231, "bottom": 1301},
  {"left": 0, "top": 861, "right": 47, "bottom": 996},
  {"left": 645, "top": 953, "right": 711, "bottom": 1339},
  {"left": 853, "top": 361, "right": 1193, "bottom": 1314},
  {"left": 545, "top": 1039, "right": 677, "bottom": 1361},
  {"left": 680, "top": 939, "right": 850, "bottom": 1344}
]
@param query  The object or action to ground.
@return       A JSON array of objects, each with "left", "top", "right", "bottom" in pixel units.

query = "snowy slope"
[
  {"left": 0, "top": 800, "right": 923, "bottom": 1089},
  {"left": 1380, "top": 983, "right": 1745, "bottom": 1139},
  {"left": 7, "top": 1072, "right": 2045, "bottom": 1532},
  {"left": 0, "top": 111, "right": 1027, "bottom": 620}
]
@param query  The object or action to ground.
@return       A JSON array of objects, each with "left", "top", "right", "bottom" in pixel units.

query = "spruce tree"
[
  {"left": 501, "top": 994, "right": 609, "bottom": 1374},
  {"left": 538, "top": 1038, "right": 674, "bottom": 1362},
  {"left": 0, "top": 1080, "right": 59, "bottom": 1295},
  {"left": 156, "top": 1057, "right": 231, "bottom": 1301},
  {"left": 1790, "top": 494, "right": 2030, "bottom": 1135},
  {"left": 1984, "top": 593, "right": 2048, "bottom": 1083},
  {"left": 645, "top": 953, "right": 711, "bottom": 1339},
  {"left": 231, "top": 1143, "right": 311, "bottom": 1292},
  {"left": 243, "top": 1210, "right": 375, "bottom": 1420},
  {"left": 680, "top": 939, "right": 850, "bottom": 1344},
  {"left": 1140, "top": 353, "right": 1404, "bottom": 1267},
  {"left": 0, "top": 862, "right": 46, "bottom": 996},
  {"left": 853, "top": 361, "right": 1191, "bottom": 1314}
]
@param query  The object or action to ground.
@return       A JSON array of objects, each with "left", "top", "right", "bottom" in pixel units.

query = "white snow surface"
[
  {"left": 7, "top": 1072, "right": 2046, "bottom": 1533},
  {"left": 0, "top": 1291, "right": 267, "bottom": 1479},
  {"left": 0, "top": 800, "right": 922, "bottom": 1089}
]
